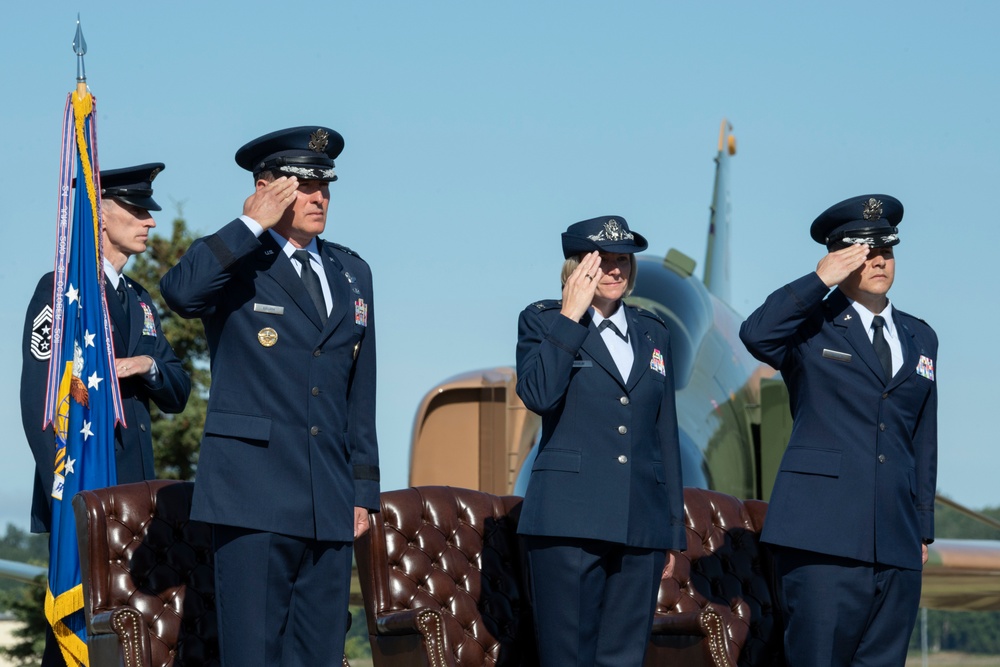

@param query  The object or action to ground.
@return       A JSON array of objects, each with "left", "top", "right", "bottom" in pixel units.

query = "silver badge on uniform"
[
  {"left": 30, "top": 305, "right": 53, "bottom": 360},
  {"left": 344, "top": 271, "right": 357, "bottom": 284},
  {"left": 254, "top": 303, "right": 285, "bottom": 315}
]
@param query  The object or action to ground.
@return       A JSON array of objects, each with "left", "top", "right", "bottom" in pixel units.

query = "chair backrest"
[
  {"left": 656, "top": 487, "right": 781, "bottom": 667},
  {"left": 358, "top": 486, "right": 534, "bottom": 667},
  {"left": 74, "top": 480, "right": 219, "bottom": 667}
]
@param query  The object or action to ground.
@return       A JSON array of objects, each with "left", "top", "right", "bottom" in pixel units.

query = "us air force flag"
[{"left": 41, "top": 89, "right": 123, "bottom": 667}]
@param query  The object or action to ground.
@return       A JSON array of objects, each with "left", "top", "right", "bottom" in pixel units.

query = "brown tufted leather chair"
[
  {"left": 73, "top": 480, "right": 219, "bottom": 667},
  {"left": 355, "top": 486, "right": 537, "bottom": 667},
  {"left": 73, "top": 480, "right": 352, "bottom": 667},
  {"left": 646, "top": 487, "right": 782, "bottom": 667}
]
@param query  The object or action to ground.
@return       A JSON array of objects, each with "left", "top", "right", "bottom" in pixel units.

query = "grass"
[{"left": 906, "top": 653, "right": 1000, "bottom": 666}]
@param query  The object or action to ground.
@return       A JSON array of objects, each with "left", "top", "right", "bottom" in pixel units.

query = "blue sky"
[{"left": 1, "top": 1, "right": 997, "bottom": 530}]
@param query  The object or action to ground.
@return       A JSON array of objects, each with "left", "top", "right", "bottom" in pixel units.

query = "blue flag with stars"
[{"left": 42, "top": 90, "right": 122, "bottom": 667}]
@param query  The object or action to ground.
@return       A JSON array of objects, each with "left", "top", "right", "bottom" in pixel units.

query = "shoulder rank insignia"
[
  {"left": 30, "top": 304, "right": 53, "bottom": 360},
  {"left": 634, "top": 306, "right": 666, "bottom": 326},
  {"left": 329, "top": 242, "right": 361, "bottom": 259}
]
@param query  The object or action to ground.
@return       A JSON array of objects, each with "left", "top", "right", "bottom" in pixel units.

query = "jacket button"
[
  {"left": 618, "top": 455, "right": 628, "bottom": 464},
  {"left": 878, "top": 454, "right": 886, "bottom": 463},
  {"left": 139, "top": 424, "right": 146, "bottom": 432},
  {"left": 313, "top": 349, "right": 322, "bottom": 358},
  {"left": 618, "top": 425, "right": 627, "bottom": 435},
  {"left": 879, "top": 423, "right": 886, "bottom": 431},
  {"left": 620, "top": 396, "right": 629, "bottom": 406},
  {"left": 310, "top": 426, "right": 319, "bottom": 436},
  {"left": 882, "top": 393, "right": 889, "bottom": 399},
  {"left": 311, "top": 387, "right": 320, "bottom": 396}
]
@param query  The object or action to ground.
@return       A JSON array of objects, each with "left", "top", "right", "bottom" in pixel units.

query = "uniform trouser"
[
  {"left": 770, "top": 545, "right": 922, "bottom": 667},
  {"left": 213, "top": 524, "right": 353, "bottom": 667},
  {"left": 524, "top": 535, "right": 666, "bottom": 667}
]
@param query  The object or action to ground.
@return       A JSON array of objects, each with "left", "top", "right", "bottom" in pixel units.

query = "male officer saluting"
[
  {"left": 21, "top": 163, "right": 191, "bottom": 667},
  {"left": 740, "top": 195, "right": 938, "bottom": 666},
  {"left": 160, "top": 126, "right": 379, "bottom": 667}
]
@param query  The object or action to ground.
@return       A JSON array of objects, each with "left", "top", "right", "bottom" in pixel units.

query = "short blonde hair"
[{"left": 560, "top": 253, "right": 638, "bottom": 297}]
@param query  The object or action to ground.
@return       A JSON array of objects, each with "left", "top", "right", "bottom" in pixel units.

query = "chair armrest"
[
  {"left": 89, "top": 607, "right": 152, "bottom": 667},
  {"left": 374, "top": 607, "right": 454, "bottom": 667},
  {"left": 650, "top": 610, "right": 710, "bottom": 636},
  {"left": 650, "top": 606, "right": 735, "bottom": 667}
]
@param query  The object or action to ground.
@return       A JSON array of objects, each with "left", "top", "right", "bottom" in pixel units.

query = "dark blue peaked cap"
[
  {"left": 561, "top": 215, "right": 648, "bottom": 259},
  {"left": 810, "top": 194, "right": 903, "bottom": 249},
  {"left": 235, "top": 126, "right": 344, "bottom": 182},
  {"left": 85, "top": 163, "right": 164, "bottom": 211}
]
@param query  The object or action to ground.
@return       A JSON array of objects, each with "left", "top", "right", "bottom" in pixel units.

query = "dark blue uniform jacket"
[
  {"left": 515, "top": 301, "right": 686, "bottom": 550},
  {"left": 740, "top": 272, "right": 938, "bottom": 570},
  {"left": 20, "top": 272, "right": 190, "bottom": 533},
  {"left": 160, "top": 219, "right": 380, "bottom": 542}
]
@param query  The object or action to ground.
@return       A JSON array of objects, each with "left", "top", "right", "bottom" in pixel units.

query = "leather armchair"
[
  {"left": 355, "top": 486, "right": 537, "bottom": 667},
  {"left": 73, "top": 480, "right": 353, "bottom": 667},
  {"left": 646, "top": 487, "right": 782, "bottom": 667},
  {"left": 73, "top": 480, "right": 219, "bottom": 667}
]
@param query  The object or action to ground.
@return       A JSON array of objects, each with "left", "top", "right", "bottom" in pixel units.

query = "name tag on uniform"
[
  {"left": 822, "top": 349, "right": 852, "bottom": 363},
  {"left": 573, "top": 360, "right": 592, "bottom": 368},
  {"left": 254, "top": 303, "right": 285, "bottom": 315}
]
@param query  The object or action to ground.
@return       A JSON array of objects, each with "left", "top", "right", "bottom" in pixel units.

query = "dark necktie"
[
  {"left": 115, "top": 279, "right": 131, "bottom": 339},
  {"left": 293, "top": 249, "right": 327, "bottom": 323},
  {"left": 872, "top": 315, "right": 893, "bottom": 381},
  {"left": 598, "top": 319, "right": 628, "bottom": 342}
]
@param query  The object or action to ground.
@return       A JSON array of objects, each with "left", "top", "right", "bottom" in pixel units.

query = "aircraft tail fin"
[{"left": 703, "top": 120, "right": 737, "bottom": 301}]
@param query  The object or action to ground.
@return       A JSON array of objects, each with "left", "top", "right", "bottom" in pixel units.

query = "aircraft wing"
[
  {"left": 0, "top": 558, "right": 45, "bottom": 585},
  {"left": 922, "top": 539, "right": 1000, "bottom": 610}
]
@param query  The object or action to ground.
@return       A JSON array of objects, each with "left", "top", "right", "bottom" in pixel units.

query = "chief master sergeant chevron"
[
  {"left": 160, "top": 126, "right": 379, "bottom": 667},
  {"left": 739, "top": 195, "right": 937, "bottom": 667}
]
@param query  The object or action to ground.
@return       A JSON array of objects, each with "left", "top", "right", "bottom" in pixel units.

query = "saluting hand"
[
  {"left": 242, "top": 176, "right": 299, "bottom": 229},
  {"left": 560, "top": 251, "right": 603, "bottom": 322},
  {"left": 815, "top": 243, "right": 869, "bottom": 288}
]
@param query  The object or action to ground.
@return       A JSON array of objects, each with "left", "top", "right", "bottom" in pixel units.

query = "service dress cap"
[
  {"left": 561, "top": 215, "right": 648, "bottom": 259},
  {"left": 235, "top": 126, "right": 344, "bottom": 182},
  {"left": 97, "top": 163, "right": 165, "bottom": 211},
  {"left": 810, "top": 194, "right": 903, "bottom": 249}
]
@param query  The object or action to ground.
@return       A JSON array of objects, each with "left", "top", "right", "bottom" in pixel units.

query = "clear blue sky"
[{"left": 2, "top": 1, "right": 997, "bottom": 530}]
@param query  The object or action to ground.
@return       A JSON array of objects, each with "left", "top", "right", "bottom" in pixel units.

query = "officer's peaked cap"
[
  {"left": 235, "top": 126, "right": 344, "bottom": 182},
  {"left": 810, "top": 194, "right": 903, "bottom": 249},
  {"left": 561, "top": 215, "right": 648, "bottom": 259}
]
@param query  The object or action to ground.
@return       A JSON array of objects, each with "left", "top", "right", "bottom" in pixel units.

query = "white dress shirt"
[
  {"left": 590, "top": 303, "right": 633, "bottom": 382},
  {"left": 850, "top": 300, "right": 903, "bottom": 376}
]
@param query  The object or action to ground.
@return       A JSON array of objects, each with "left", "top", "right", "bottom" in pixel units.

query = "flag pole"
[{"left": 73, "top": 14, "right": 87, "bottom": 100}]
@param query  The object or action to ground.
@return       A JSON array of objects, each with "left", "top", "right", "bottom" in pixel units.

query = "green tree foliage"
[
  {"left": 0, "top": 528, "right": 48, "bottom": 666},
  {"left": 127, "top": 211, "right": 209, "bottom": 480},
  {"left": 0, "top": 575, "right": 46, "bottom": 667}
]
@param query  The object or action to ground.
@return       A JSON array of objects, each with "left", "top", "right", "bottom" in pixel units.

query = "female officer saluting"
[{"left": 515, "top": 215, "right": 686, "bottom": 667}]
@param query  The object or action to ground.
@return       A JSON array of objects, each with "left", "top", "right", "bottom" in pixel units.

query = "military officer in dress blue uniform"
[
  {"left": 20, "top": 163, "right": 191, "bottom": 667},
  {"left": 160, "top": 126, "right": 379, "bottom": 667},
  {"left": 740, "top": 195, "right": 938, "bottom": 667},
  {"left": 515, "top": 216, "right": 686, "bottom": 667}
]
